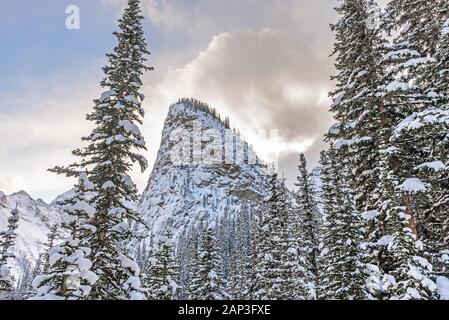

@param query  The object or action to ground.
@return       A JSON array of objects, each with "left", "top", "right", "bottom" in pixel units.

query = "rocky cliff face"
[
  {"left": 0, "top": 191, "right": 63, "bottom": 281},
  {"left": 138, "top": 99, "right": 270, "bottom": 246},
  {"left": 2, "top": 99, "right": 321, "bottom": 284}
]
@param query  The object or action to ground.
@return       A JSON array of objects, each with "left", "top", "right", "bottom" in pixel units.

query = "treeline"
[
  {"left": 132, "top": 154, "right": 320, "bottom": 300},
  {"left": 177, "top": 98, "right": 231, "bottom": 129}
]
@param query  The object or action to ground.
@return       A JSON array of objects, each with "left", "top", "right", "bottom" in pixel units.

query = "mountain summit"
[{"left": 137, "top": 99, "right": 270, "bottom": 246}]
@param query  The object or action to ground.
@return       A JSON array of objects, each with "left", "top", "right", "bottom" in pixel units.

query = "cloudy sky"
[{"left": 0, "top": 0, "right": 375, "bottom": 202}]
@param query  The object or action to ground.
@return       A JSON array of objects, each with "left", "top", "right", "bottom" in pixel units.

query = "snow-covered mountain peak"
[
  {"left": 10, "top": 190, "right": 34, "bottom": 202},
  {"left": 0, "top": 190, "right": 63, "bottom": 282},
  {"left": 138, "top": 99, "right": 270, "bottom": 247}
]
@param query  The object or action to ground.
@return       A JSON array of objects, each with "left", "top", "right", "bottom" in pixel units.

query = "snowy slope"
[
  {"left": 49, "top": 188, "right": 76, "bottom": 209},
  {"left": 0, "top": 190, "right": 63, "bottom": 282},
  {"left": 138, "top": 100, "right": 270, "bottom": 246}
]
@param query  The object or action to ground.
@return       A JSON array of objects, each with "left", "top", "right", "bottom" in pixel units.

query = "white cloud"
[
  {"left": 142, "top": 29, "right": 334, "bottom": 168},
  {"left": 0, "top": 63, "right": 109, "bottom": 198}
]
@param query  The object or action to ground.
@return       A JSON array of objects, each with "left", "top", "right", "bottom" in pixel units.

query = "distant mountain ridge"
[{"left": 0, "top": 190, "right": 63, "bottom": 282}]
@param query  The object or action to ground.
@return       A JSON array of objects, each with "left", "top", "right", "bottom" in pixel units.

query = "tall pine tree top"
[
  {"left": 50, "top": 0, "right": 152, "bottom": 300},
  {"left": 329, "top": 0, "right": 388, "bottom": 214}
]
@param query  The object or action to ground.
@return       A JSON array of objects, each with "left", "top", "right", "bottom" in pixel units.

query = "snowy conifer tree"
[
  {"left": 421, "top": 17, "right": 449, "bottom": 277},
  {"left": 317, "top": 147, "right": 368, "bottom": 300},
  {"left": 375, "top": 137, "right": 437, "bottom": 299},
  {"left": 176, "top": 230, "right": 191, "bottom": 299},
  {"left": 381, "top": 1, "right": 449, "bottom": 291},
  {"left": 32, "top": 174, "right": 98, "bottom": 300},
  {"left": 190, "top": 226, "right": 230, "bottom": 300},
  {"left": 294, "top": 153, "right": 320, "bottom": 297},
  {"left": 316, "top": 150, "right": 336, "bottom": 300},
  {"left": 233, "top": 204, "right": 256, "bottom": 299},
  {"left": 328, "top": 2, "right": 388, "bottom": 265},
  {"left": 48, "top": 0, "right": 152, "bottom": 300},
  {"left": 392, "top": 114, "right": 449, "bottom": 281},
  {"left": 405, "top": 16, "right": 449, "bottom": 274},
  {"left": 254, "top": 173, "right": 296, "bottom": 300},
  {"left": 40, "top": 224, "right": 60, "bottom": 275},
  {"left": 326, "top": 0, "right": 439, "bottom": 300},
  {"left": 217, "top": 212, "right": 235, "bottom": 297},
  {"left": 184, "top": 222, "right": 203, "bottom": 300},
  {"left": 183, "top": 224, "right": 203, "bottom": 300},
  {"left": 0, "top": 206, "right": 19, "bottom": 295},
  {"left": 143, "top": 230, "right": 179, "bottom": 300},
  {"left": 14, "top": 256, "right": 34, "bottom": 300},
  {"left": 272, "top": 177, "right": 296, "bottom": 300}
]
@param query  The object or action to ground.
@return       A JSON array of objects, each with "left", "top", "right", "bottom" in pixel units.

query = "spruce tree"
[
  {"left": 31, "top": 252, "right": 46, "bottom": 283},
  {"left": 0, "top": 206, "right": 19, "bottom": 295},
  {"left": 408, "top": 16, "right": 449, "bottom": 271},
  {"left": 253, "top": 174, "right": 276, "bottom": 300},
  {"left": 328, "top": 1, "right": 388, "bottom": 266},
  {"left": 190, "top": 226, "right": 230, "bottom": 300},
  {"left": 233, "top": 204, "right": 256, "bottom": 299},
  {"left": 41, "top": 224, "right": 60, "bottom": 275},
  {"left": 48, "top": 0, "right": 152, "bottom": 300},
  {"left": 254, "top": 173, "right": 295, "bottom": 300},
  {"left": 329, "top": 0, "right": 387, "bottom": 193},
  {"left": 32, "top": 174, "right": 98, "bottom": 300},
  {"left": 217, "top": 212, "right": 235, "bottom": 297},
  {"left": 143, "top": 230, "right": 179, "bottom": 300},
  {"left": 185, "top": 222, "right": 203, "bottom": 299},
  {"left": 423, "top": 17, "right": 449, "bottom": 277},
  {"left": 326, "top": 0, "right": 440, "bottom": 300},
  {"left": 367, "top": 21, "right": 438, "bottom": 299},
  {"left": 294, "top": 153, "right": 320, "bottom": 297},
  {"left": 316, "top": 150, "right": 335, "bottom": 300},
  {"left": 381, "top": 1, "right": 449, "bottom": 291},
  {"left": 393, "top": 110, "right": 449, "bottom": 281},
  {"left": 14, "top": 256, "right": 34, "bottom": 300},
  {"left": 176, "top": 230, "right": 191, "bottom": 299},
  {"left": 375, "top": 138, "right": 437, "bottom": 299},
  {"left": 273, "top": 177, "right": 296, "bottom": 300},
  {"left": 317, "top": 147, "right": 368, "bottom": 300}
]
